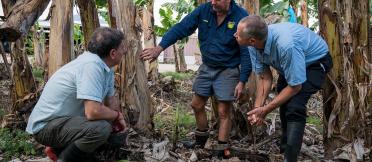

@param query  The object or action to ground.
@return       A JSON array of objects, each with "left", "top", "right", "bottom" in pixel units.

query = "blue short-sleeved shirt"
[
  {"left": 249, "top": 22, "right": 329, "bottom": 86},
  {"left": 26, "top": 52, "right": 115, "bottom": 134},
  {"left": 159, "top": 1, "right": 251, "bottom": 82}
]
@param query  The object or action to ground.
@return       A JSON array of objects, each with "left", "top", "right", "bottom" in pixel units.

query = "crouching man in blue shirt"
[
  {"left": 26, "top": 28, "right": 128, "bottom": 162},
  {"left": 140, "top": 0, "right": 251, "bottom": 158},
  {"left": 234, "top": 16, "right": 332, "bottom": 162}
]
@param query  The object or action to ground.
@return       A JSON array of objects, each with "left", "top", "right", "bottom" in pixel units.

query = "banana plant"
[{"left": 154, "top": 0, "right": 195, "bottom": 72}]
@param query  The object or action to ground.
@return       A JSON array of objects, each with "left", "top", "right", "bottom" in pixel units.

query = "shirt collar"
[
  {"left": 263, "top": 28, "right": 272, "bottom": 55},
  {"left": 85, "top": 51, "right": 111, "bottom": 72}
]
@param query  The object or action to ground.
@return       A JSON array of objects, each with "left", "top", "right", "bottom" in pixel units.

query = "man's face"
[
  {"left": 211, "top": 0, "right": 230, "bottom": 13},
  {"left": 234, "top": 23, "right": 254, "bottom": 46},
  {"left": 112, "top": 41, "right": 127, "bottom": 65}
]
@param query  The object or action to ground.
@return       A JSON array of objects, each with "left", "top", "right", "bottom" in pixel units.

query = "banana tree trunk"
[
  {"left": 1, "top": 0, "right": 16, "bottom": 17},
  {"left": 108, "top": 0, "right": 117, "bottom": 28},
  {"left": 319, "top": 0, "right": 371, "bottom": 159},
  {"left": 32, "top": 26, "right": 45, "bottom": 67},
  {"left": 76, "top": 0, "right": 100, "bottom": 49},
  {"left": 172, "top": 44, "right": 180, "bottom": 72},
  {"left": 142, "top": 0, "right": 159, "bottom": 81},
  {"left": 243, "top": 0, "right": 260, "bottom": 15},
  {"left": 48, "top": 0, "right": 73, "bottom": 77},
  {"left": 110, "top": 0, "right": 153, "bottom": 134},
  {"left": 0, "top": 0, "right": 50, "bottom": 113},
  {"left": 300, "top": 0, "right": 308, "bottom": 27},
  {"left": 289, "top": 0, "right": 299, "bottom": 19},
  {"left": 176, "top": 44, "right": 187, "bottom": 72}
]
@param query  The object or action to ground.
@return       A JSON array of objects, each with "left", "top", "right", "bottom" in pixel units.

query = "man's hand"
[
  {"left": 140, "top": 46, "right": 163, "bottom": 62},
  {"left": 112, "top": 111, "right": 128, "bottom": 133},
  {"left": 234, "top": 81, "right": 245, "bottom": 101},
  {"left": 247, "top": 106, "right": 268, "bottom": 125}
]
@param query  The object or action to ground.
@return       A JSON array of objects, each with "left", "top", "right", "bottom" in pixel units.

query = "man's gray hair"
[{"left": 239, "top": 15, "right": 268, "bottom": 41}]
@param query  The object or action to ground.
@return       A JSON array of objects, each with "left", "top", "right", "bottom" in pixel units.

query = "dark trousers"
[
  {"left": 34, "top": 116, "right": 112, "bottom": 153},
  {"left": 277, "top": 53, "right": 333, "bottom": 124}
]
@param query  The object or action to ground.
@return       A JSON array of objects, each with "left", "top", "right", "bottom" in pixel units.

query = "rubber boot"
[
  {"left": 284, "top": 122, "right": 305, "bottom": 162},
  {"left": 182, "top": 129, "right": 209, "bottom": 149},
  {"left": 59, "top": 143, "right": 89, "bottom": 162},
  {"left": 280, "top": 127, "right": 287, "bottom": 153}
]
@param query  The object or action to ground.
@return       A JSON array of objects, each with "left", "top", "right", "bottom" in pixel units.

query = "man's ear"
[
  {"left": 109, "top": 48, "right": 116, "bottom": 59},
  {"left": 249, "top": 38, "right": 256, "bottom": 44}
]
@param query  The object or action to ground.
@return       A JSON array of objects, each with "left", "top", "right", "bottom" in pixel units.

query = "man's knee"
[
  {"left": 191, "top": 95, "right": 207, "bottom": 112},
  {"left": 284, "top": 100, "right": 307, "bottom": 122},
  {"left": 85, "top": 120, "right": 112, "bottom": 143},
  {"left": 218, "top": 102, "right": 231, "bottom": 120}
]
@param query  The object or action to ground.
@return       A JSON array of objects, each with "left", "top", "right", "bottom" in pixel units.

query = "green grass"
[
  {"left": 306, "top": 116, "right": 321, "bottom": 126},
  {"left": 160, "top": 71, "right": 194, "bottom": 80},
  {"left": 32, "top": 67, "right": 44, "bottom": 83},
  {"left": 306, "top": 116, "right": 323, "bottom": 133},
  {"left": 0, "top": 128, "right": 36, "bottom": 161},
  {"left": 154, "top": 104, "right": 195, "bottom": 140}
]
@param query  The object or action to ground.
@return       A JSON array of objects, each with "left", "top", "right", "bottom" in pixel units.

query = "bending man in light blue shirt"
[
  {"left": 26, "top": 27, "right": 127, "bottom": 162},
  {"left": 234, "top": 16, "right": 333, "bottom": 162}
]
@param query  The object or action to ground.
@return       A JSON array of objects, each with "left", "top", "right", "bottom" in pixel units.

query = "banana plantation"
[{"left": 0, "top": 0, "right": 370, "bottom": 161}]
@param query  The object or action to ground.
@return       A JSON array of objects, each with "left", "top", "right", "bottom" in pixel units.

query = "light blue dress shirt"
[
  {"left": 249, "top": 22, "right": 329, "bottom": 86},
  {"left": 26, "top": 52, "right": 115, "bottom": 134}
]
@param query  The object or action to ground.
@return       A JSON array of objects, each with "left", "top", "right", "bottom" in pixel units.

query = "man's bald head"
[{"left": 238, "top": 15, "right": 268, "bottom": 41}]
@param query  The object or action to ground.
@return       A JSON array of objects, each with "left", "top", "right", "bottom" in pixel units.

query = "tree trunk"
[
  {"left": 172, "top": 44, "right": 180, "bottom": 72},
  {"left": 76, "top": 0, "right": 100, "bottom": 49},
  {"left": 142, "top": 0, "right": 159, "bottom": 81},
  {"left": 48, "top": 0, "right": 73, "bottom": 77},
  {"left": 0, "top": 0, "right": 49, "bottom": 37},
  {"left": 108, "top": 0, "right": 117, "bottom": 28},
  {"left": 176, "top": 44, "right": 187, "bottom": 72},
  {"left": 1, "top": 0, "right": 17, "bottom": 17},
  {"left": 319, "top": 0, "right": 371, "bottom": 159},
  {"left": 300, "top": 0, "right": 308, "bottom": 27},
  {"left": 32, "top": 26, "right": 45, "bottom": 67},
  {"left": 289, "top": 0, "right": 299, "bottom": 19},
  {"left": 0, "top": 0, "right": 49, "bottom": 114},
  {"left": 111, "top": 0, "right": 153, "bottom": 134},
  {"left": 243, "top": 0, "right": 260, "bottom": 15}
]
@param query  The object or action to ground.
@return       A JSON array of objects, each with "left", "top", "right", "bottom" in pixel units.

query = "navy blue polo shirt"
[{"left": 159, "top": 1, "right": 251, "bottom": 82}]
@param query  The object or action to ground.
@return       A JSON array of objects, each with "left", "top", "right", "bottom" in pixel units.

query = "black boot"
[
  {"left": 182, "top": 129, "right": 209, "bottom": 149},
  {"left": 59, "top": 143, "right": 90, "bottom": 162},
  {"left": 280, "top": 127, "right": 287, "bottom": 153},
  {"left": 279, "top": 105, "right": 287, "bottom": 153},
  {"left": 284, "top": 122, "right": 305, "bottom": 162}
]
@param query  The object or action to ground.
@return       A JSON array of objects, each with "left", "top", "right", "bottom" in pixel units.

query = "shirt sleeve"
[
  {"left": 280, "top": 47, "right": 307, "bottom": 86},
  {"left": 76, "top": 63, "right": 105, "bottom": 102},
  {"left": 106, "top": 71, "right": 115, "bottom": 97},
  {"left": 249, "top": 47, "right": 269, "bottom": 74},
  {"left": 239, "top": 46, "right": 252, "bottom": 82},
  {"left": 158, "top": 5, "right": 201, "bottom": 49}
]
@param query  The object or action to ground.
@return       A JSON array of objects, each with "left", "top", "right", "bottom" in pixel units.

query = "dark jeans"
[
  {"left": 277, "top": 53, "right": 333, "bottom": 124},
  {"left": 34, "top": 116, "right": 112, "bottom": 153}
]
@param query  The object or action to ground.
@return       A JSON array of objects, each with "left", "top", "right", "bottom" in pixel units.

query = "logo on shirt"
[
  {"left": 203, "top": 19, "right": 208, "bottom": 23},
  {"left": 227, "top": 21, "right": 235, "bottom": 29}
]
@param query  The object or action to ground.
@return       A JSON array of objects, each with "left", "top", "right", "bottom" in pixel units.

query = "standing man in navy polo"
[
  {"left": 235, "top": 15, "right": 332, "bottom": 162},
  {"left": 140, "top": 0, "right": 251, "bottom": 158}
]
